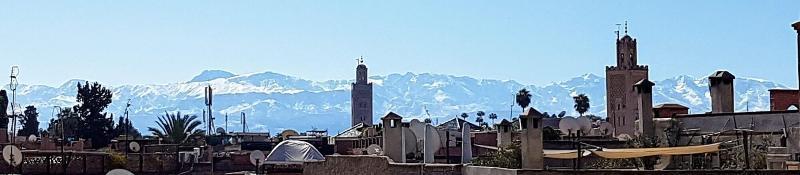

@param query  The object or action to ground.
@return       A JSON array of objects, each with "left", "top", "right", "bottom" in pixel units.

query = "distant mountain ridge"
[{"left": 4, "top": 70, "right": 787, "bottom": 134}]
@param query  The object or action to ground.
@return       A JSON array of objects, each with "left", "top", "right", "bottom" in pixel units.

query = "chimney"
[
  {"left": 708, "top": 71, "right": 735, "bottom": 113},
  {"left": 495, "top": 119, "right": 513, "bottom": 148},
  {"left": 519, "top": 107, "right": 544, "bottom": 169},
  {"left": 381, "top": 112, "right": 405, "bottom": 163},
  {"left": 634, "top": 79, "right": 655, "bottom": 138}
]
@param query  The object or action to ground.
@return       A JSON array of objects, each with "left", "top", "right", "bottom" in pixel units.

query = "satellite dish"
[
  {"left": 654, "top": 155, "right": 671, "bottom": 170},
  {"left": 616, "top": 134, "right": 633, "bottom": 141},
  {"left": 129, "top": 141, "right": 141, "bottom": 152},
  {"left": 27, "top": 135, "right": 37, "bottom": 142},
  {"left": 402, "top": 128, "right": 417, "bottom": 154},
  {"left": 229, "top": 137, "right": 239, "bottom": 145},
  {"left": 558, "top": 117, "right": 579, "bottom": 135},
  {"left": 216, "top": 127, "right": 226, "bottom": 135},
  {"left": 576, "top": 117, "right": 592, "bottom": 134},
  {"left": 366, "top": 144, "right": 382, "bottom": 155},
  {"left": 249, "top": 150, "right": 266, "bottom": 166},
  {"left": 425, "top": 125, "right": 442, "bottom": 154},
  {"left": 280, "top": 130, "right": 299, "bottom": 139},
  {"left": 2, "top": 145, "right": 22, "bottom": 167},
  {"left": 408, "top": 119, "right": 427, "bottom": 152},
  {"left": 597, "top": 122, "right": 613, "bottom": 136},
  {"left": 106, "top": 169, "right": 135, "bottom": 175}
]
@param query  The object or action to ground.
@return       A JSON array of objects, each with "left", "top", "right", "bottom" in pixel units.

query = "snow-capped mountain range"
[{"left": 2, "top": 70, "right": 788, "bottom": 134}]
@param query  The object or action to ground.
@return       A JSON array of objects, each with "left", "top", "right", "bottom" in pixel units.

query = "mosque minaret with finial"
[{"left": 351, "top": 57, "right": 373, "bottom": 126}]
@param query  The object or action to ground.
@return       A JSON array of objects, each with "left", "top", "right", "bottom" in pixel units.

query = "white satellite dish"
[
  {"left": 558, "top": 117, "right": 579, "bottom": 135},
  {"left": 2, "top": 145, "right": 22, "bottom": 167},
  {"left": 616, "top": 134, "right": 633, "bottom": 141},
  {"left": 425, "top": 125, "right": 442, "bottom": 154},
  {"left": 27, "top": 135, "right": 37, "bottom": 142},
  {"left": 129, "top": 141, "right": 141, "bottom": 152},
  {"left": 409, "top": 119, "right": 427, "bottom": 144},
  {"left": 229, "top": 137, "right": 239, "bottom": 145},
  {"left": 249, "top": 150, "right": 266, "bottom": 166},
  {"left": 366, "top": 144, "right": 382, "bottom": 155},
  {"left": 654, "top": 155, "right": 671, "bottom": 170},
  {"left": 402, "top": 128, "right": 417, "bottom": 154},
  {"left": 576, "top": 117, "right": 592, "bottom": 134},
  {"left": 106, "top": 169, "right": 135, "bottom": 175}
]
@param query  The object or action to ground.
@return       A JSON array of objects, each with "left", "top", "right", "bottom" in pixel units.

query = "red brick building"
[
  {"left": 652, "top": 103, "right": 689, "bottom": 118},
  {"left": 769, "top": 89, "right": 799, "bottom": 111}
]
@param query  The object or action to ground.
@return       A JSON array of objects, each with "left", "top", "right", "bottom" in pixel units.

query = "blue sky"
[{"left": 1, "top": 1, "right": 799, "bottom": 87}]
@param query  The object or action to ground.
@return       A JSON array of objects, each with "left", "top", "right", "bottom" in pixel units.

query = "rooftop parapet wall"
[
  {"left": 303, "top": 155, "right": 463, "bottom": 175},
  {"left": 606, "top": 65, "right": 649, "bottom": 71}
]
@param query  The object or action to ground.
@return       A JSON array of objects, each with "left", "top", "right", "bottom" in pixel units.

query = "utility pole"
[{"left": 124, "top": 99, "right": 131, "bottom": 157}]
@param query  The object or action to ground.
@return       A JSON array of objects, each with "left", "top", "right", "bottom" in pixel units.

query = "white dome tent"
[{"left": 265, "top": 140, "right": 325, "bottom": 164}]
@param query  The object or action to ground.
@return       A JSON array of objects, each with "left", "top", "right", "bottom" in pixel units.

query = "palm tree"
[
  {"left": 488, "top": 113, "right": 498, "bottom": 124},
  {"left": 573, "top": 94, "right": 590, "bottom": 117},
  {"left": 476, "top": 111, "right": 485, "bottom": 120},
  {"left": 460, "top": 113, "right": 469, "bottom": 120},
  {"left": 148, "top": 112, "right": 204, "bottom": 144},
  {"left": 516, "top": 88, "right": 532, "bottom": 111}
]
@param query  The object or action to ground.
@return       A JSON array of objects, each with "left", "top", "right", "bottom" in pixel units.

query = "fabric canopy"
[
  {"left": 544, "top": 149, "right": 593, "bottom": 159},
  {"left": 266, "top": 140, "right": 326, "bottom": 164},
  {"left": 590, "top": 143, "right": 721, "bottom": 159}
]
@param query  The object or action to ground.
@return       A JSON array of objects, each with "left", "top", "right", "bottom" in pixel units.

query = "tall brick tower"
[
  {"left": 351, "top": 57, "right": 373, "bottom": 126},
  {"left": 606, "top": 26, "right": 649, "bottom": 137}
]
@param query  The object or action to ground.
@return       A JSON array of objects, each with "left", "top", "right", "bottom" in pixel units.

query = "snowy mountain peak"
[{"left": 189, "top": 70, "right": 236, "bottom": 82}]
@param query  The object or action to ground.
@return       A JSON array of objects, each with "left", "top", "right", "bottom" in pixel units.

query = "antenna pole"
[
  {"left": 9, "top": 66, "right": 19, "bottom": 143},
  {"left": 124, "top": 99, "right": 131, "bottom": 158}
]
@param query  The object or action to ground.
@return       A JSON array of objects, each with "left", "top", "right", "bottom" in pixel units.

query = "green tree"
[
  {"left": 148, "top": 112, "right": 204, "bottom": 144},
  {"left": 471, "top": 142, "right": 521, "bottom": 168},
  {"left": 114, "top": 117, "right": 141, "bottom": 139},
  {"left": 74, "top": 81, "right": 115, "bottom": 148},
  {"left": 460, "top": 113, "right": 469, "bottom": 120},
  {"left": 17, "top": 105, "right": 39, "bottom": 136},
  {"left": 488, "top": 113, "right": 498, "bottom": 125},
  {"left": 573, "top": 94, "right": 590, "bottom": 117},
  {"left": 515, "top": 88, "right": 532, "bottom": 111},
  {"left": 47, "top": 108, "right": 81, "bottom": 140}
]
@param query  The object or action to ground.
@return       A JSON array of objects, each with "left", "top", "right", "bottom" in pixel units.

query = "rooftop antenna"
[
  {"left": 204, "top": 85, "right": 214, "bottom": 135},
  {"left": 225, "top": 113, "right": 228, "bottom": 133},
  {"left": 615, "top": 23, "right": 622, "bottom": 39},
  {"left": 241, "top": 112, "right": 247, "bottom": 132},
  {"left": 624, "top": 20, "right": 629, "bottom": 35},
  {"left": 124, "top": 99, "right": 131, "bottom": 157},
  {"left": 424, "top": 105, "right": 432, "bottom": 122},
  {"left": 9, "top": 66, "right": 19, "bottom": 143}
]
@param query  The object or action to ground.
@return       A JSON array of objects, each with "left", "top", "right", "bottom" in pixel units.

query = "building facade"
[
  {"left": 351, "top": 59, "right": 374, "bottom": 126},
  {"left": 606, "top": 34, "right": 649, "bottom": 137}
]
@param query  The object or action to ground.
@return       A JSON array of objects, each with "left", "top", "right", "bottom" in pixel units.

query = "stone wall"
[
  {"left": 464, "top": 166, "right": 800, "bottom": 175},
  {"left": 303, "top": 155, "right": 462, "bottom": 175}
]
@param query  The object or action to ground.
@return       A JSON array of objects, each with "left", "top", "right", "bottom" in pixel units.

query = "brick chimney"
[
  {"left": 709, "top": 71, "right": 735, "bottom": 113},
  {"left": 634, "top": 79, "right": 655, "bottom": 138},
  {"left": 381, "top": 112, "right": 405, "bottom": 163}
]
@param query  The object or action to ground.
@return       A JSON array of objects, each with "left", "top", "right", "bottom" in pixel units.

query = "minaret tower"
[
  {"left": 606, "top": 21, "right": 649, "bottom": 136},
  {"left": 351, "top": 57, "right": 374, "bottom": 126}
]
